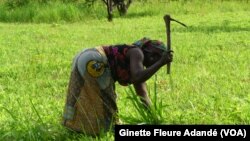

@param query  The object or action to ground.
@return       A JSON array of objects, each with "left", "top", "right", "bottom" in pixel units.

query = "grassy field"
[{"left": 0, "top": 0, "right": 249, "bottom": 140}]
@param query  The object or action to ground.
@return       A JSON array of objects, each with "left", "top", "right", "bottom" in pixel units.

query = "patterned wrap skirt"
[{"left": 62, "top": 47, "right": 117, "bottom": 136}]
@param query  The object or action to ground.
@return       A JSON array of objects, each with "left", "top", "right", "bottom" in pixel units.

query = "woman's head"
[{"left": 133, "top": 37, "right": 167, "bottom": 67}]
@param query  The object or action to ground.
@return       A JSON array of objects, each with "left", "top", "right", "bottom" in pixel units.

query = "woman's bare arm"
[{"left": 128, "top": 48, "right": 168, "bottom": 84}]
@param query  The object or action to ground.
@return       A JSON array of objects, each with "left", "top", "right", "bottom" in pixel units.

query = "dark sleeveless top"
[{"left": 103, "top": 44, "right": 135, "bottom": 86}]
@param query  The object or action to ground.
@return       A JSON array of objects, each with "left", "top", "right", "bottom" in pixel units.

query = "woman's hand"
[
  {"left": 159, "top": 50, "right": 173, "bottom": 65},
  {"left": 133, "top": 83, "right": 152, "bottom": 109},
  {"left": 140, "top": 96, "right": 152, "bottom": 108}
]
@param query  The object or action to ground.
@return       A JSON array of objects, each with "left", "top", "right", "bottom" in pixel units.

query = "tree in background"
[
  {"left": 102, "top": 0, "right": 132, "bottom": 21},
  {"left": 86, "top": 0, "right": 132, "bottom": 21}
]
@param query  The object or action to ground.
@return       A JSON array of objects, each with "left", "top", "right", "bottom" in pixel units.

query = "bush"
[
  {"left": 5, "top": 0, "right": 30, "bottom": 9},
  {"left": 4, "top": 0, "right": 84, "bottom": 9},
  {"left": 0, "top": 0, "right": 134, "bottom": 22}
]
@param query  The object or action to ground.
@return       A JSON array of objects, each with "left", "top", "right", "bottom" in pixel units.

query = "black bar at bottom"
[{"left": 115, "top": 125, "right": 250, "bottom": 141}]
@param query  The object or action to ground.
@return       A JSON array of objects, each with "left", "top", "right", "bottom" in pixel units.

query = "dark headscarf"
[{"left": 133, "top": 37, "right": 167, "bottom": 51}]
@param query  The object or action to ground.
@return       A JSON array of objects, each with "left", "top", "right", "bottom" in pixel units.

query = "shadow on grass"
[
  {"left": 174, "top": 25, "right": 250, "bottom": 33},
  {"left": 121, "top": 11, "right": 156, "bottom": 19}
]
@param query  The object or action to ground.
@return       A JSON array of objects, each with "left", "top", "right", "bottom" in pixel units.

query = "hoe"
[{"left": 163, "top": 14, "right": 187, "bottom": 74}]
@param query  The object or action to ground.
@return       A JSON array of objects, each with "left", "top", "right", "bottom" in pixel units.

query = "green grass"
[
  {"left": 0, "top": 1, "right": 107, "bottom": 23},
  {"left": 121, "top": 75, "right": 168, "bottom": 125},
  {"left": 0, "top": 0, "right": 250, "bottom": 140}
]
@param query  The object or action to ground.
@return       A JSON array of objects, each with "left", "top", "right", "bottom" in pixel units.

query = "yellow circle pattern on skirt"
[{"left": 87, "top": 60, "right": 105, "bottom": 77}]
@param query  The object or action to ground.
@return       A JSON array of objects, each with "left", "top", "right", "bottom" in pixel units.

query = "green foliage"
[
  {"left": 4, "top": 0, "right": 46, "bottom": 9},
  {"left": 0, "top": 0, "right": 107, "bottom": 23},
  {"left": 121, "top": 75, "right": 167, "bottom": 124},
  {"left": 5, "top": 0, "right": 30, "bottom": 9},
  {"left": 0, "top": 0, "right": 248, "bottom": 23}
]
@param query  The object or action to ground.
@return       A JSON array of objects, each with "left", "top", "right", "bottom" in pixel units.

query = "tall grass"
[
  {"left": 121, "top": 75, "right": 168, "bottom": 125},
  {"left": 0, "top": 1, "right": 107, "bottom": 23},
  {"left": 0, "top": 0, "right": 249, "bottom": 23}
]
